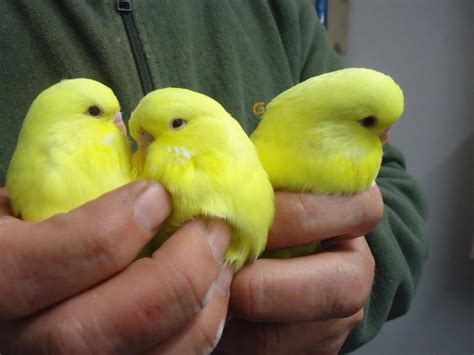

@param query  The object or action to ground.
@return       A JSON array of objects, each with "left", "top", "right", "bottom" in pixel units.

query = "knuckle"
[
  {"left": 83, "top": 231, "right": 124, "bottom": 271},
  {"left": 124, "top": 258, "right": 202, "bottom": 333},
  {"left": 68, "top": 213, "right": 133, "bottom": 271},
  {"left": 327, "top": 265, "right": 352, "bottom": 318},
  {"left": 346, "top": 274, "right": 371, "bottom": 314},
  {"left": 235, "top": 269, "right": 267, "bottom": 319},
  {"left": 366, "top": 250, "right": 376, "bottom": 274},
  {"left": 329, "top": 262, "right": 372, "bottom": 318},
  {"left": 294, "top": 194, "right": 313, "bottom": 238},
  {"left": 48, "top": 200, "right": 141, "bottom": 272},
  {"left": 354, "top": 187, "right": 384, "bottom": 235},
  {"left": 365, "top": 187, "right": 384, "bottom": 226},
  {"left": 154, "top": 258, "right": 203, "bottom": 316},
  {"left": 0, "top": 238, "right": 39, "bottom": 318},
  {"left": 348, "top": 309, "right": 365, "bottom": 328},
  {"left": 358, "top": 241, "right": 376, "bottom": 283},
  {"left": 46, "top": 315, "right": 98, "bottom": 354}
]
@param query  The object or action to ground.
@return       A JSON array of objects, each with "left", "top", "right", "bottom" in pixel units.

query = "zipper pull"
[{"left": 117, "top": 0, "right": 132, "bottom": 12}]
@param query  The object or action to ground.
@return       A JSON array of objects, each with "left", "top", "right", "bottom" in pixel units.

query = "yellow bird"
[
  {"left": 129, "top": 88, "right": 274, "bottom": 268},
  {"left": 6, "top": 78, "right": 131, "bottom": 221},
  {"left": 251, "top": 68, "right": 404, "bottom": 257}
]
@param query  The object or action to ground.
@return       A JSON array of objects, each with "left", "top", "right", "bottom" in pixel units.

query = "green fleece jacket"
[{"left": 0, "top": 0, "right": 427, "bottom": 352}]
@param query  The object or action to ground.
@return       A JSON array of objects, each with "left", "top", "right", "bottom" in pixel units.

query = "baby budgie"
[
  {"left": 129, "top": 88, "right": 274, "bottom": 269},
  {"left": 251, "top": 68, "right": 404, "bottom": 257},
  {"left": 6, "top": 78, "right": 131, "bottom": 221}
]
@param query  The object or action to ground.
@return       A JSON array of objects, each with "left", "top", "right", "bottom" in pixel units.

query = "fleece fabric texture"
[{"left": 0, "top": 0, "right": 427, "bottom": 352}]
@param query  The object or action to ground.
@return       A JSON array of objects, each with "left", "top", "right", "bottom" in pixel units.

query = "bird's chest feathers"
[
  {"left": 145, "top": 144, "right": 232, "bottom": 226},
  {"left": 166, "top": 146, "right": 196, "bottom": 164},
  {"left": 102, "top": 133, "right": 118, "bottom": 147},
  {"left": 38, "top": 122, "right": 127, "bottom": 176},
  {"left": 271, "top": 126, "right": 382, "bottom": 194},
  {"left": 145, "top": 144, "right": 228, "bottom": 201},
  {"left": 144, "top": 144, "right": 199, "bottom": 185},
  {"left": 308, "top": 131, "right": 381, "bottom": 193},
  {"left": 301, "top": 123, "right": 378, "bottom": 161}
]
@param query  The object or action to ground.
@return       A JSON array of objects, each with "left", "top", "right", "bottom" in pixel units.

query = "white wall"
[{"left": 342, "top": 1, "right": 473, "bottom": 354}]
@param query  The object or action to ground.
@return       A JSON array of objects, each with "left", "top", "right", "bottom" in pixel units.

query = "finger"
[
  {"left": 214, "top": 310, "right": 364, "bottom": 355},
  {"left": 268, "top": 185, "right": 384, "bottom": 250},
  {"left": 146, "top": 267, "right": 232, "bottom": 355},
  {"left": 0, "top": 219, "right": 231, "bottom": 354},
  {"left": 0, "top": 181, "right": 171, "bottom": 319},
  {"left": 231, "top": 237, "right": 375, "bottom": 322}
]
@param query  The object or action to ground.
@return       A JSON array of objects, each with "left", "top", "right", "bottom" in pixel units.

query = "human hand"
[
  {"left": 0, "top": 182, "right": 232, "bottom": 354},
  {"left": 214, "top": 186, "right": 383, "bottom": 354}
]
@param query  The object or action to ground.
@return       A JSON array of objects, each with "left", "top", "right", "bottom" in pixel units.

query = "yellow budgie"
[
  {"left": 6, "top": 78, "right": 131, "bottom": 221},
  {"left": 251, "top": 68, "right": 404, "bottom": 257},
  {"left": 129, "top": 88, "right": 274, "bottom": 268}
]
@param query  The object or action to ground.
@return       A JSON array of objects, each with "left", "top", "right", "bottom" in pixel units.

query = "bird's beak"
[
  {"left": 138, "top": 130, "right": 155, "bottom": 150},
  {"left": 114, "top": 111, "right": 127, "bottom": 136},
  {"left": 379, "top": 128, "right": 391, "bottom": 144}
]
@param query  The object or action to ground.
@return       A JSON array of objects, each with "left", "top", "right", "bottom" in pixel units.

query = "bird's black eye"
[
  {"left": 170, "top": 118, "right": 187, "bottom": 130},
  {"left": 87, "top": 106, "right": 102, "bottom": 117},
  {"left": 359, "top": 116, "right": 377, "bottom": 128}
]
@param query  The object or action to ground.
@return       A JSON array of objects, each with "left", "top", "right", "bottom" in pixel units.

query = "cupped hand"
[
  {"left": 0, "top": 182, "right": 232, "bottom": 354},
  {"left": 215, "top": 186, "right": 383, "bottom": 355}
]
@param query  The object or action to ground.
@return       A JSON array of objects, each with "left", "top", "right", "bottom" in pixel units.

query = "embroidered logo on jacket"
[{"left": 252, "top": 102, "right": 267, "bottom": 118}]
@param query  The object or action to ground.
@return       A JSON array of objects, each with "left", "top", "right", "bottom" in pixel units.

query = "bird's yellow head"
[
  {"left": 265, "top": 68, "right": 405, "bottom": 144},
  {"left": 129, "top": 87, "right": 232, "bottom": 163},
  {"left": 24, "top": 78, "right": 123, "bottom": 132}
]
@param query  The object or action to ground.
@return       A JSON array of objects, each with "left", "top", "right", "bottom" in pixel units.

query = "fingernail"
[
  {"left": 202, "top": 266, "right": 233, "bottom": 307},
  {"left": 203, "top": 318, "right": 225, "bottom": 355},
  {"left": 207, "top": 220, "right": 231, "bottom": 263},
  {"left": 215, "top": 266, "right": 233, "bottom": 298},
  {"left": 134, "top": 183, "right": 170, "bottom": 232},
  {"left": 225, "top": 311, "right": 234, "bottom": 325},
  {"left": 212, "top": 318, "right": 226, "bottom": 349}
]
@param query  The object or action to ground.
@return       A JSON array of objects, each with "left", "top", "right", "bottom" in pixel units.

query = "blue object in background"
[{"left": 316, "top": 0, "right": 328, "bottom": 28}]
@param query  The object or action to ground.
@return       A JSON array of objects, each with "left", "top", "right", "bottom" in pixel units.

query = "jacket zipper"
[{"left": 117, "top": 0, "right": 154, "bottom": 94}]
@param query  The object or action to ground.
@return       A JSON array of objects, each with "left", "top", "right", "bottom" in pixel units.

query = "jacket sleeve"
[
  {"left": 342, "top": 144, "right": 428, "bottom": 352},
  {"left": 286, "top": 1, "right": 428, "bottom": 352}
]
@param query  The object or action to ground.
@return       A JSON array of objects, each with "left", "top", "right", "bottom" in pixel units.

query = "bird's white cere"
[{"left": 167, "top": 146, "right": 195, "bottom": 163}]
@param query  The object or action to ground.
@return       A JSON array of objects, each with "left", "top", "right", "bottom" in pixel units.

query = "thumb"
[{"left": 0, "top": 181, "right": 171, "bottom": 319}]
